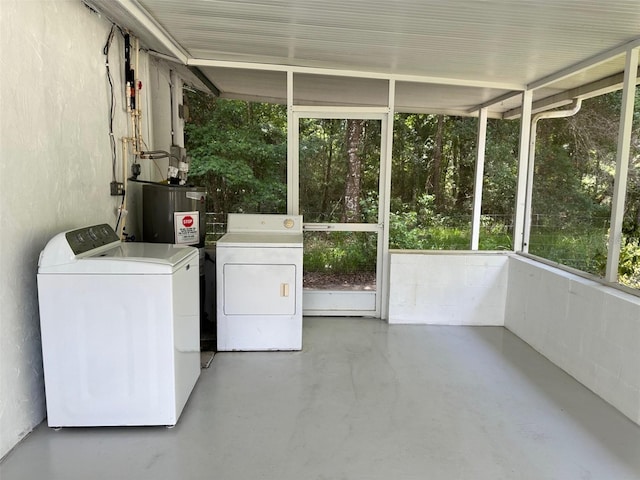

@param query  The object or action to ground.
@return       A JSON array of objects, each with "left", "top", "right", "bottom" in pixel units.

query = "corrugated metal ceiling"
[{"left": 86, "top": 0, "right": 640, "bottom": 116}]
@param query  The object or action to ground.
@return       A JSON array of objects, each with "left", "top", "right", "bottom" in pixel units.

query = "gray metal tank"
[{"left": 142, "top": 183, "right": 207, "bottom": 247}]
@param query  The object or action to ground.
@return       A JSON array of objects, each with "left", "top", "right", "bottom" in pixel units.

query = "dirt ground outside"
[{"left": 303, "top": 271, "right": 376, "bottom": 291}]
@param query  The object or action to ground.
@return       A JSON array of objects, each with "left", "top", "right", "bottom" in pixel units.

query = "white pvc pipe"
[{"left": 522, "top": 98, "right": 582, "bottom": 252}]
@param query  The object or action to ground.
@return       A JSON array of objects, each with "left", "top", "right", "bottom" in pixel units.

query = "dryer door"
[{"left": 223, "top": 263, "right": 297, "bottom": 315}]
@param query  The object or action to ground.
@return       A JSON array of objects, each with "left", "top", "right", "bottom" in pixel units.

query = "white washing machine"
[
  {"left": 37, "top": 224, "right": 200, "bottom": 427},
  {"left": 216, "top": 214, "right": 303, "bottom": 351}
]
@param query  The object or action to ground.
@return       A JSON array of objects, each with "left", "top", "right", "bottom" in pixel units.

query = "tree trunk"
[
  {"left": 321, "top": 133, "right": 334, "bottom": 222},
  {"left": 428, "top": 114, "right": 445, "bottom": 210},
  {"left": 343, "top": 119, "right": 365, "bottom": 222}
]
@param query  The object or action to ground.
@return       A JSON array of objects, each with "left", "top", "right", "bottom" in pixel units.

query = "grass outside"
[
  {"left": 304, "top": 222, "right": 639, "bottom": 290},
  {"left": 209, "top": 212, "right": 639, "bottom": 291}
]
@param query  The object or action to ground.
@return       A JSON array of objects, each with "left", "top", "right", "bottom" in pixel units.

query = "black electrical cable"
[
  {"left": 114, "top": 190, "right": 126, "bottom": 233},
  {"left": 127, "top": 178, "right": 164, "bottom": 185},
  {"left": 103, "top": 24, "right": 117, "bottom": 182}
]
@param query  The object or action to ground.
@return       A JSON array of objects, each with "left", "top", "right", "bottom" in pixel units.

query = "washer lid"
[
  {"left": 97, "top": 243, "right": 196, "bottom": 264},
  {"left": 67, "top": 243, "right": 199, "bottom": 274},
  {"left": 39, "top": 242, "right": 198, "bottom": 274}
]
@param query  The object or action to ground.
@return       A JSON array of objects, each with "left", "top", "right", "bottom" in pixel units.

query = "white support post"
[
  {"left": 380, "top": 79, "right": 395, "bottom": 320},
  {"left": 606, "top": 47, "right": 639, "bottom": 282},
  {"left": 512, "top": 90, "right": 533, "bottom": 252},
  {"left": 286, "top": 71, "right": 298, "bottom": 215},
  {"left": 471, "top": 107, "right": 488, "bottom": 250}
]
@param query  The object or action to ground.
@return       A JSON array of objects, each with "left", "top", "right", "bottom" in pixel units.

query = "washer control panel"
[{"left": 65, "top": 224, "right": 119, "bottom": 255}]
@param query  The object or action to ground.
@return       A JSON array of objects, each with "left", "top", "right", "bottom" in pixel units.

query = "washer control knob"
[{"left": 283, "top": 218, "right": 295, "bottom": 229}]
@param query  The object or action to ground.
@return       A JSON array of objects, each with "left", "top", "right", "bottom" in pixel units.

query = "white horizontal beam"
[
  {"left": 187, "top": 58, "right": 525, "bottom": 91},
  {"left": 292, "top": 106, "right": 389, "bottom": 117},
  {"left": 528, "top": 37, "right": 640, "bottom": 91},
  {"left": 398, "top": 106, "right": 503, "bottom": 119},
  {"left": 467, "top": 91, "right": 522, "bottom": 115},
  {"left": 302, "top": 223, "right": 381, "bottom": 233},
  {"left": 114, "top": 0, "right": 189, "bottom": 63},
  {"left": 504, "top": 67, "right": 640, "bottom": 119}
]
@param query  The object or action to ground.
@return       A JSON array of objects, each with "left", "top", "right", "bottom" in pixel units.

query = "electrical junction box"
[{"left": 110, "top": 181, "right": 124, "bottom": 196}]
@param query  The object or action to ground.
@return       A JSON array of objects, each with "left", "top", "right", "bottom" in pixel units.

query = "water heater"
[{"left": 142, "top": 183, "right": 207, "bottom": 247}]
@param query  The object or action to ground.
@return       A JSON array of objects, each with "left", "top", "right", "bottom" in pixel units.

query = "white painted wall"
[
  {"left": 148, "top": 56, "right": 174, "bottom": 180},
  {"left": 505, "top": 256, "right": 640, "bottom": 424},
  {"left": 0, "top": 0, "right": 176, "bottom": 458},
  {"left": 388, "top": 251, "right": 510, "bottom": 325}
]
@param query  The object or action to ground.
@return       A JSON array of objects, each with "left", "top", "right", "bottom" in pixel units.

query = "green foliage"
[
  {"left": 184, "top": 91, "right": 640, "bottom": 288},
  {"left": 304, "top": 232, "right": 377, "bottom": 273},
  {"left": 619, "top": 238, "right": 640, "bottom": 289},
  {"left": 389, "top": 201, "right": 512, "bottom": 251},
  {"left": 298, "top": 118, "right": 381, "bottom": 223},
  {"left": 185, "top": 95, "right": 287, "bottom": 214},
  {"left": 530, "top": 227, "right": 608, "bottom": 276}
]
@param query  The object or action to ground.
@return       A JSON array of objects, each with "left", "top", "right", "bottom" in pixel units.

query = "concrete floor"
[{"left": 2, "top": 317, "right": 640, "bottom": 480}]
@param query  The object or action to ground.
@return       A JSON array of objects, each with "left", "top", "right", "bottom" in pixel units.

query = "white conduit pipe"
[
  {"left": 120, "top": 138, "right": 129, "bottom": 240},
  {"left": 522, "top": 98, "right": 583, "bottom": 252},
  {"left": 135, "top": 36, "right": 142, "bottom": 155}
]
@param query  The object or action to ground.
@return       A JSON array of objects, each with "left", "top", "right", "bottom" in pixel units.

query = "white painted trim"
[
  {"left": 187, "top": 58, "right": 524, "bottom": 91},
  {"left": 303, "top": 223, "right": 381, "bottom": 232},
  {"left": 303, "top": 291, "right": 377, "bottom": 316},
  {"left": 471, "top": 107, "right": 488, "bottom": 250},
  {"left": 113, "top": 0, "right": 189, "bottom": 63},
  {"left": 380, "top": 79, "right": 395, "bottom": 320},
  {"left": 399, "top": 106, "right": 503, "bottom": 119},
  {"left": 606, "top": 47, "right": 639, "bottom": 282},
  {"left": 467, "top": 91, "right": 522, "bottom": 114},
  {"left": 292, "top": 107, "right": 388, "bottom": 118},
  {"left": 294, "top": 108, "right": 390, "bottom": 317},
  {"left": 513, "top": 90, "right": 533, "bottom": 252},
  {"left": 287, "top": 71, "right": 297, "bottom": 215},
  {"left": 389, "top": 249, "right": 512, "bottom": 256},
  {"left": 517, "top": 252, "right": 640, "bottom": 299},
  {"left": 503, "top": 68, "right": 640, "bottom": 120},
  {"left": 528, "top": 37, "right": 640, "bottom": 91}
]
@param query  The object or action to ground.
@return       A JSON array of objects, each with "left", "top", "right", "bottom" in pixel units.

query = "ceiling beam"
[
  {"left": 466, "top": 91, "right": 522, "bottom": 115},
  {"left": 394, "top": 106, "right": 502, "bottom": 119},
  {"left": 528, "top": 37, "right": 640, "bottom": 91},
  {"left": 187, "top": 67, "right": 221, "bottom": 96},
  {"left": 187, "top": 58, "right": 525, "bottom": 91},
  {"left": 113, "top": 0, "right": 189, "bottom": 64},
  {"left": 471, "top": 38, "right": 640, "bottom": 118},
  {"left": 503, "top": 67, "right": 640, "bottom": 119}
]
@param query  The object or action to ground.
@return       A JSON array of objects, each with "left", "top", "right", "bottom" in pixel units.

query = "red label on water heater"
[{"left": 174, "top": 211, "right": 199, "bottom": 245}]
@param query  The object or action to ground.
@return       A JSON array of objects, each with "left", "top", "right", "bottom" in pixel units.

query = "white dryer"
[
  {"left": 37, "top": 224, "right": 200, "bottom": 427},
  {"left": 216, "top": 214, "right": 303, "bottom": 351}
]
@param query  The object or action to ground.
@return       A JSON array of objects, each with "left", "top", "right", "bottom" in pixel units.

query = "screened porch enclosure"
[
  {"left": 6, "top": 0, "right": 640, "bottom": 474},
  {"left": 78, "top": 0, "right": 640, "bottom": 423}
]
